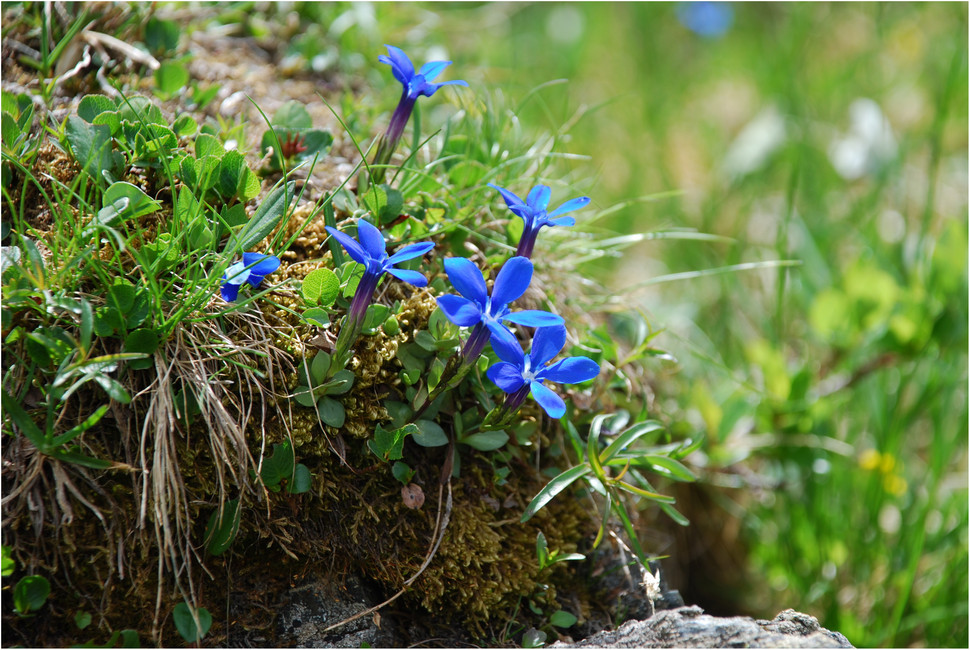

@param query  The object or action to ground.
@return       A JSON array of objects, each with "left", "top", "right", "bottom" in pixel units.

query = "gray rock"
[
  {"left": 276, "top": 574, "right": 396, "bottom": 648},
  {"left": 552, "top": 605, "right": 854, "bottom": 648}
]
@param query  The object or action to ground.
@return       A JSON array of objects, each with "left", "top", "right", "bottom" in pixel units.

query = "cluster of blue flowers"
[{"left": 220, "top": 45, "right": 599, "bottom": 420}]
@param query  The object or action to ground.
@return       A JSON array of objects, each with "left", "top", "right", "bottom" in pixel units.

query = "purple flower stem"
[
  {"left": 332, "top": 271, "right": 380, "bottom": 374},
  {"left": 360, "top": 96, "right": 416, "bottom": 193}
]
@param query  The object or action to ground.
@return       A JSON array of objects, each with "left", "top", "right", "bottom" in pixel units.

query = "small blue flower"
[
  {"left": 677, "top": 2, "right": 734, "bottom": 39},
  {"left": 367, "top": 45, "right": 469, "bottom": 189},
  {"left": 221, "top": 252, "right": 281, "bottom": 302},
  {"left": 487, "top": 324, "right": 600, "bottom": 419},
  {"left": 437, "top": 256, "right": 563, "bottom": 363},
  {"left": 488, "top": 183, "right": 590, "bottom": 258},
  {"left": 325, "top": 219, "right": 434, "bottom": 329},
  {"left": 380, "top": 45, "right": 468, "bottom": 104}
]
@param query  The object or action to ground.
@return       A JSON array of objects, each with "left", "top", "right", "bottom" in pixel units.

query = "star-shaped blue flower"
[
  {"left": 364, "top": 45, "right": 468, "bottom": 191},
  {"left": 221, "top": 252, "right": 281, "bottom": 302},
  {"left": 380, "top": 45, "right": 469, "bottom": 102},
  {"left": 326, "top": 219, "right": 434, "bottom": 326},
  {"left": 488, "top": 183, "right": 590, "bottom": 258},
  {"left": 487, "top": 324, "right": 600, "bottom": 419},
  {"left": 437, "top": 256, "right": 563, "bottom": 362}
]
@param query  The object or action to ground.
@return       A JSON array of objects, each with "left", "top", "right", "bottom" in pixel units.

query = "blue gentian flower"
[
  {"left": 366, "top": 45, "right": 468, "bottom": 189},
  {"left": 221, "top": 252, "right": 281, "bottom": 302},
  {"left": 488, "top": 183, "right": 590, "bottom": 258},
  {"left": 676, "top": 2, "right": 734, "bottom": 38},
  {"left": 486, "top": 324, "right": 600, "bottom": 419},
  {"left": 437, "top": 256, "right": 563, "bottom": 364},
  {"left": 326, "top": 219, "right": 434, "bottom": 329},
  {"left": 380, "top": 45, "right": 468, "bottom": 147}
]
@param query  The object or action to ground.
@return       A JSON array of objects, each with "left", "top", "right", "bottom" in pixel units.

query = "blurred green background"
[
  {"left": 221, "top": 2, "right": 967, "bottom": 646},
  {"left": 326, "top": 3, "right": 967, "bottom": 647}
]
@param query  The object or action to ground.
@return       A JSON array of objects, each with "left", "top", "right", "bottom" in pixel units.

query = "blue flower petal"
[
  {"left": 490, "top": 328, "right": 524, "bottom": 365},
  {"left": 488, "top": 183, "right": 527, "bottom": 211},
  {"left": 444, "top": 257, "right": 488, "bottom": 306},
  {"left": 437, "top": 295, "right": 482, "bottom": 327},
  {"left": 530, "top": 325, "right": 566, "bottom": 368},
  {"left": 223, "top": 260, "right": 250, "bottom": 284},
  {"left": 381, "top": 45, "right": 414, "bottom": 85},
  {"left": 527, "top": 185, "right": 551, "bottom": 211},
  {"left": 356, "top": 219, "right": 387, "bottom": 260},
  {"left": 325, "top": 226, "right": 368, "bottom": 266},
  {"left": 386, "top": 267, "right": 428, "bottom": 287},
  {"left": 490, "top": 256, "right": 534, "bottom": 308},
  {"left": 547, "top": 216, "right": 576, "bottom": 227},
  {"left": 220, "top": 282, "right": 242, "bottom": 302},
  {"left": 548, "top": 196, "right": 590, "bottom": 217},
  {"left": 486, "top": 321, "right": 523, "bottom": 361},
  {"left": 487, "top": 362, "right": 526, "bottom": 394},
  {"left": 243, "top": 253, "right": 281, "bottom": 278},
  {"left": 542, "top": 357, "right": 600, "bottom": 385},
  {"left": 418, "top": 60, "right": 451, "bottom": 82},
  {"left": 530, "top": 381, "right": 566, "bottom": 419},
  {"left": 387, "top": 241, "right": 434, "bottom": 265},
  {"left": 503, "top": 309, "right": 564, "bottom": 328}
]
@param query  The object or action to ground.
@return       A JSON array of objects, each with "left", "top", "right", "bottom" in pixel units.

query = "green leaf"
[
  {"left": 293, "top": 385, "right": 315, "bottom": 408},
  {"left": 461, "top": 430, "right": 509, "bottom": 452},
  {"left": 154, "top": 61, "right": 189, "bottom": 98},
  {"left": 49, "top": 447, "right": 113, "bottom": 469},
  {"left": 640, "top": 454, "right": 696, "bottom": 482},
  {"left": 2, "top": 111, "right": 22, "bottom": 146},
  {"left": 2, "top": 390, "right": 48, "bottom": 450},
  {"left": 204, "top": 498, "right": 240, "bottom": 556},
  {"left": 287, "top": 464, "right": 312, "bottom": 494},
  {"left": 65, "top": 115, "right": 114, "bottom": 179},
  {"left": 13, "top": 575, "right": 50, "bottom": 615},
  {"left": 599, "top": 420, "right": 665, "bottom": 464},
  {"left": 325, "top": 370, "right": 355, "bottom": 395},
  {"left": 141, "top": 232, "right": 180, "bottom": 272},
  {"left": 123, "top": 328, "right": 159, "bottom": 357},
  {"left": 302, "top": 268, "right": 340, "bottom": 307},
  {"left": 77, "top": 95, "right": 117, "bottom": 124},
  {"left": 301, "top": 307, "right": 330, "bottom": 328},
  {"left": 75, "top": 610, "right": 93, "bottom": 630},
  {"left": 309, "top": 351, "right": 331, "bottom": 385},
  {"left": 273, "top": 101, "right": 313, "bottom": 129},
  {"left": 536, "top": 531, "right": 549, "bottom": 568},
  {"left": 367, "top": 423, "right": 415, "bottom": 462},
  {"left": 220, "top": 202, "right": 248, "bottom": 228},
  {"left": 216, "top": 149, "right": 247, "bottom": 199},
  {"left": 549, "top": 610, "right": 577, "bottom": 629},
  {"left": 172, "top": 114, "right": 198, "bottom": 138},
  {"left": 412, "top": 419, "right": 448, "bottom": 447},
  {"left": 51, "top": 404, "right": 109, "bottom": 446},
  {"left": 1, "top": 545, "right": 14, "bottom": 577},
  {"left": 194, "top": 133, "right": 224, "bottom": 159},
  {"left": 172, "top": 602, "right": 211, "bottom": 643},
  {"left": 95, "top": 182, "right": 161, "bottom": 228},
  {"left": 362, "top": 303, "right": 391, "bottom": 334},
  {"left": 392, "top": 461, "right": 414, "bottom": 485},
  {"left": 522, "top": 628, "right": 546, "bottom": 648},
  {"left": 144, "top": 17, "right": 179, "bottom": 55},
  {"left": 259, "top": 442, "right": 295, "bottom": 488},
  {"left": 228, "top": 181, "right": 295, "bottom": 253},
  {"left": 317, "top": 396, "right": 345, "bottom": 428},
  {"left": 521, "top": 464, "right": 592, "bottom": 523}
]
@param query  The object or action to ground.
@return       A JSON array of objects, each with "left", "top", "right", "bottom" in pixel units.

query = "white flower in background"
[
  {"left": 828, "top": 98, "right": 898, "bottom": 180},
  {"left": 642, "top": 566, "right": 662, "bottom": 601},
  {"left": 722, "top": 105, "right": 788, "bottom": 180}
]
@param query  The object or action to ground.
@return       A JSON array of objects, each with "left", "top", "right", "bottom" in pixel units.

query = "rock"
[
  {"left": 552, "top": 605, "right": 854, "bottom": 648},
  {"left": 276, "top": 574, "right": 396, "bottom": 648}
]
